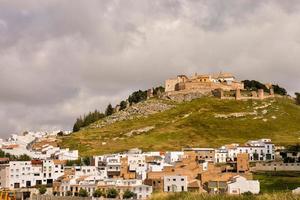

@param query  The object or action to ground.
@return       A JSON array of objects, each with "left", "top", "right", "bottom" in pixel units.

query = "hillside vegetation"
[
  {"left": 150, "top": 192, "right": 300, "bottom": 200},
  {"left": 60, "top": 97, "right": 300, "bottom": 156}
]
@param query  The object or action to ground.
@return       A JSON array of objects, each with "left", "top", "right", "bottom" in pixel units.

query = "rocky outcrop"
[{"left": 88, "top": 99, "right": 174, "bottom": 129}]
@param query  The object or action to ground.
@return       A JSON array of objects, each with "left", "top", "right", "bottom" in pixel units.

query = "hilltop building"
[{"left": 165, "top": 72, "right": 244, "bottom": 93}]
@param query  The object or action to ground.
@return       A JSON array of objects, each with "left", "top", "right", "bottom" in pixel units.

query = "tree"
[
  {"left": 18, "top": 154, "right": 31, "bottom": 161},
  {"left": 296, "top": 93, "right": 300, "bottom": 105},
  {"left": 107, "top": 188, "right": 118, "bottom": 198},
  {"left": 57, "top": 131, "right": 64, "bottom": 136},
  {"left": 73, "top": 117, "right": 84, "bottom": 132},
  {"left": 82, "top": 157, "right": 91, "bottom": 166},
  {"left": 66, "top": 159, "right": 82, "bottom": 166},
  {"left": 79, "top": 188, "right": 88, "bottom": 197},
  {"left": 119, "top": 100, "right": 127, "bottom": 111},
  {"left": 105, "top": 103, "right": 114, "bottom": 116},
  {"left": 128, "top": 90, "right": 147, "bottom": 105},
  {"left": 123, "top": 190, "right": 135, "bottom": 199},
  {"left": 39, "top": 185, "right": 47, "bottom": 195},
  {"left": 273, "top": 84, "right": 287, "bottom": 95},
  {"left": 242, "top": 80, "right": 268, "bottom": 92},
  {"left": 93, "top": 189, "right": 103, "bottom": 198},
  {"left": 153, "top": 86, "right": 165, "bottom": 96}
]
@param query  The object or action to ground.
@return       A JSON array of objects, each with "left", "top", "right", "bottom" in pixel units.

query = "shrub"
[
  {"left": 93, "top": 189, "right": 103, "bottom": 198},
  {"left": 107, "top": 188, "right": 118, "bottom": 198},
  {"left": 296, "top": 93, "right": 300, "bottom": 105},
  {"left": 78, "top": 188, "right": 88, "bottom": 197},
  {"left": 66, "top": 191, "right": 72, "bottom": 196},
  {"left": 123, "top": 190, "right": 135, "bottom": 199},
  {"left": 39, "top": 185, "right": 47, "bottom": 195}
]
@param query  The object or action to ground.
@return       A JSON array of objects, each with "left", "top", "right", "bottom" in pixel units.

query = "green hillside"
[{"left": 60, "top": 97, "right": 300, "bottom": 156}]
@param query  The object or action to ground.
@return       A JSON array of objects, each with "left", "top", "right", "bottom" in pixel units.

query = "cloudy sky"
[{"left": 0, "top": 0, "right": 300, "bottom": 137}]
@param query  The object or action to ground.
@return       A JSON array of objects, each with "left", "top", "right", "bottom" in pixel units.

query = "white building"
[
  {"left": 227, "top": 176, "right": 260, "bottom": 195},
  {"left": 215, "top": 147, "right": 228, "bottom": 163},
  {"left": 74, "top": 166, "right": 99, "bottom": 176},
  {"left": 127, "top": 154, "right": 147, "bottom": 180},
  {"left": 292, "top": 187, "right": 300, "bottom": 194},
  {"left": 163, "top": 175, "right": 188, "bottom": 192},
  {"left": 132, "top": 184, "right": 153, "bottom": 199},
  {"left": 164, "top": 152, "right": 184, "bottom": 164},
  {"left": 0, "top": 159, "right": 65, "bottom": 189},
  {"left": 226, "top": 139, "right": 275, "bottom": 162}
]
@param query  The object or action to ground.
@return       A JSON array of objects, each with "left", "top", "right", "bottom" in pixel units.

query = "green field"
[
  {"left": 150, "top": 192, "right": 300, "bottom": 200},
  {"left": 60, "top": 97, "right": 300, "bottom": 156},
  {"left": 253, "top": 172, "right": 300, "bottom": 193}
]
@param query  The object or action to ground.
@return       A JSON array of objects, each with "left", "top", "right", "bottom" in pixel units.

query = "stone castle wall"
[{"left": 218, "top": 89, "right": 275, "bottom": 101}]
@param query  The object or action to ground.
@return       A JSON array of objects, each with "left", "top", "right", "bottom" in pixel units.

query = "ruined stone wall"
[
  {"left": 165, "top": 78, "right": 178, "bottom": 92},
  {"left": 183, "top": 82, "right": 235, "bottom": 91},
  {"left": 163, "top": 90, "right": 212, "bottom": 102},
  {"left": 218, "top": 89, "right": 276, "bottom": 101}
]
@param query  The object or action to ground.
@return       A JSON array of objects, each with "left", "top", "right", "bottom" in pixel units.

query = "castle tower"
[
  {"left": 235, "top": 89, "right": 241, "bottom": 100},
  {"left": 147, "top": 88, "right": 154, "bottom": 99},
  {"left": 251, "top": 91, "right": 258, "bottom": 98},
  {"left": 236, "top": 153, "right": 249, "bottom": 173},
  {"left": 258, "top": 89, "right": 264, "bottom": 100},
  {"left": 270, "top": 88, "right": 274, "bottom": 97}
]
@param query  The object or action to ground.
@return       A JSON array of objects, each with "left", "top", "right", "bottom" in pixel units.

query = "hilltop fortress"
[
  {"left": 162, "top": 72, "right": 274, "bottom": 102},
  {"left": 163, "top": 72, "right": 244, "bottom": 101},
  {"left": 165, "top": 72, "right": 244, "bottom": 93}
]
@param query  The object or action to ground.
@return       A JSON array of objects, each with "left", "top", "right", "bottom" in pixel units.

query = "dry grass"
[
  {"left": 61, "top": 97, "right": 300, "bottom": 156},
  {"left": 150, "top": 192, "right": 300, "bottom": 200}
]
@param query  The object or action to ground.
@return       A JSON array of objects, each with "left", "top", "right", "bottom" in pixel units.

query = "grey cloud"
[{"left": 0, "top": 0, "right": 299, "bottom": 137}]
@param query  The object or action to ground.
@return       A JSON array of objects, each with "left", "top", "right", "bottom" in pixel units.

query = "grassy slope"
[
  {"left": 150, "top": 192, "right": 300, "bottom": 200},
  {"left": 253, "top": 172, "right": 300, "bottom": 193},
  {"left": 61, "top": 97, "right": 300, "bottom": 156}
]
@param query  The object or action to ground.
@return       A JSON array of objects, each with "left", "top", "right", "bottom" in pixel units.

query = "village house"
[
  {"left": 293, "top": 187, "right": 300, "bottom": 194},
  {"left": 182, "top": 148, "right": 215, "bottom": 163},
  {"left": 163, "top": 175, "right": 188, "bottom": 192},
  {"left": 0, "top": 140, "right": 271, "bottom": 198},
  {"left": 227, "top": 175, "right": 260, "bottom": 195},
  {"left": 225, "top": 139, "right": 275, "bottom": 162},
  {"left": 0, "top": 159, "right": 66, "bottom": 189},
  {"left": 164, "top": 151, "right": 184, "bottom": 164}
]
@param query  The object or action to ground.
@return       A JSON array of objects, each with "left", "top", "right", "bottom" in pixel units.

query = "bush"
[
  {"left": 128, "top": 90, "right": 147, "bottom": 105},
  {"left": 73, "top": 110, "right": 105, "bottom": 132},
  {"left": 119, "top": 100, "right": 127, "bottom": 111},
  {"left": 123, "top": 190, "right": 135, "bottom": 199},
  {"left": 107, "top": 188, "right": 118, "bottom": 198},
  {"left": 296, "top": 93, "right": 300, "bottom": 105},
  {"left": 242, "top": 80, "right": 268, "bottom": 92},
  {"left": 93, "top": 189, "right": 103, "bottom": 198},
  {"left": 273, "top": 84, "right": 287, "bottom": 95},
  {"left": 105, "top": 104, "right": 114, "bottom": 116},
  {"left": 78, "top": 188, "right": 88, "bottom": 197},
  {"left": 242, "top": 191, "right": 253, "bottom": 196},
  {"left": 82, "top": 157, "right": 91, "bottom": 166},
  {"left": 39, "top": 185, "right": 47, "bottom": 195},
  {"left": 66, "top": 191, "right": 72, "bottom": 196}
]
